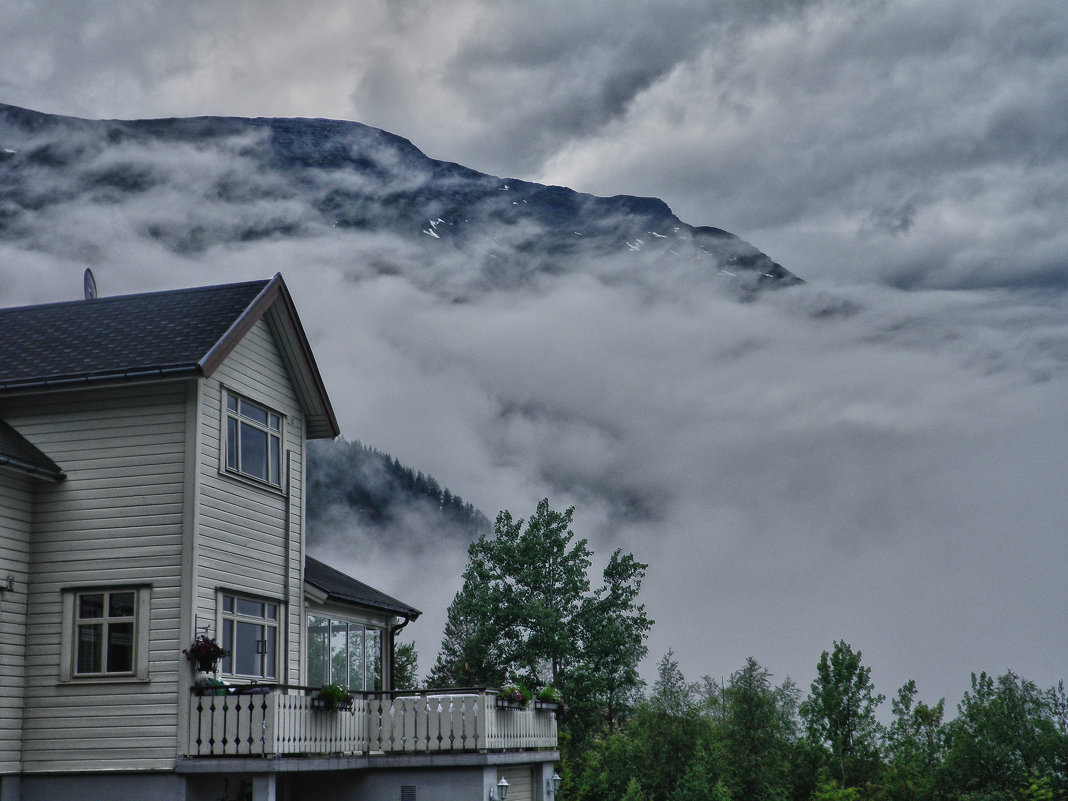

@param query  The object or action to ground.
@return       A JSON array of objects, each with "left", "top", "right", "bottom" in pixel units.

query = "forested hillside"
[{"left": 306, "top": 438, "right": 490, "bottom": 549}]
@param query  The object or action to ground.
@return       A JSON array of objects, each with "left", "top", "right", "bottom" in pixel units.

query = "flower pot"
[{"left": 195, "top": 658, "right": 218, "bottom": 674}]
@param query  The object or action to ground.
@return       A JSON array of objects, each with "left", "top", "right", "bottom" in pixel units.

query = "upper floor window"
[
  {"left": 219, "top": 592, "right": 279, "bottom": 680},
  {"left": 225, "top": 391, "right": 282, "bottom": 487}
]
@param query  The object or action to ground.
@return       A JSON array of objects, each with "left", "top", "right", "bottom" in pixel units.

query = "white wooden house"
[{"left": 0, "top": 275, "right": 558, "bottom": 801}]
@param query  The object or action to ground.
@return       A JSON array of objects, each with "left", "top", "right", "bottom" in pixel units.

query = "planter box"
[
  {"left": 534, "top": 700, "right": 560, "bottom": 711},
  {"left": 311, "top": 697, "right": 353, "bottom": 711},
  {"left": 495, "top": 698, "right": 526, "bottom": 710}
]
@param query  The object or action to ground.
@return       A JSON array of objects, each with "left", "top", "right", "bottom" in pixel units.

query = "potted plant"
[
  {"left": 183, "top": 634, "right": 228, "bottom": 675},
  {"left": 314, "top": 682, "right": 352, "bottom": 711},
  {"left": 535, "top": 685, "right": 563, "bottom": 710},
  {"left": 496, "top": 683, "right": 531, "bottom": 709}
]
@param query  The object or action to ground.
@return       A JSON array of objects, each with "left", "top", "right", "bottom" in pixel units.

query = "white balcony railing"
[{"left": 185, "top": 687, "right": 558, "bottom": 758}]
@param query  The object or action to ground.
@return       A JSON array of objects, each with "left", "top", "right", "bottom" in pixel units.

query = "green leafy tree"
[
  {"left": 800, "top": 641, "right": 885, "bottom": 789},
  {"left": 882, "top": 679, "right": 945, "bottom": 801},
  {"left": 667, "top": 747, "right": 731, "bottom": 801},
  {"left": 811, "top": 776, "right": 861, "bottom": 801},
  {"left": 940, "top": 671, "right": 1067, "bottom": 800},
  {"left": 426, "top": 558, "right": 505, "bottom": 687},
  {"left": 429, "top": 499, "right": 651, "bottom": 732},
  {"left": 627, "top": 651, "right": 718, "bottom": 801},
  {"left": 392, "top": 641, "right": 420, "bottom": 690},
  {"left": 720, "top": 657, "right": 798, "bottom": 801},
  {"left": 474, "top": 500, "right": 592, "bottom": 687},
  {"left": 620, "top": 777, "right": 651, "bottom": 801},
  {"left": 572, "top": 549, "right": 653, "bottom": 730}
]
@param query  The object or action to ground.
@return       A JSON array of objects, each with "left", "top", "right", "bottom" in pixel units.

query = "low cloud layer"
[{"left": 2, "top": 0, "right": 1066, "bottom": 706}]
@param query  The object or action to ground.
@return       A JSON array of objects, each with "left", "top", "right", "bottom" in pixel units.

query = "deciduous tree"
[{"left": 800, "top": 640, "right": 884, "bottom": 788}]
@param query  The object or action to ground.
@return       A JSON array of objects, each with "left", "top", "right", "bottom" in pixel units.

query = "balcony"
[{"left": 183, "top": 686, "right": 558, "bottom": 759}]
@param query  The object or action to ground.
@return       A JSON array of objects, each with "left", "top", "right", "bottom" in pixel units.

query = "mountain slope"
[
  {"left": 307, "top": 438, "right": 490, "bottom": 551},
  {"left": 0, "top": 103, "right": 799, "bottom": 297}
]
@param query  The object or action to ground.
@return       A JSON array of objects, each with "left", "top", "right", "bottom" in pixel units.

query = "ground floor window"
[
  {"left": 306, "top": 614, "right": 383, "bottom": 690},
  {"left": 61, "top": 585, "right": 151, "bottom": 681},
  {"left": 219, "top": 592, "right": 279, "bottom": 680}
]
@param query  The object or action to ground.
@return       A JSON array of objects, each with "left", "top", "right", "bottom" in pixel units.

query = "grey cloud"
[{"left": 3, "top": 0, "right": 1066, "bottom": 699}]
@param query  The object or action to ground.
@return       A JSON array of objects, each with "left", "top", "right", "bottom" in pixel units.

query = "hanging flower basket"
[{"left": 183, "top": 634, "right": 228, "bottom": 674}]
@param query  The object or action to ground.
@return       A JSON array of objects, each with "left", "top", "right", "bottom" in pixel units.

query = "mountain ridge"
[{"left": 0, "top": 102, "right": 800, "bottom": 296}]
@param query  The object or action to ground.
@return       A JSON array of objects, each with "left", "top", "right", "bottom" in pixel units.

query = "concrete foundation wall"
[{"left": 20, "top": 773, "right": 189, "bottom": 801}]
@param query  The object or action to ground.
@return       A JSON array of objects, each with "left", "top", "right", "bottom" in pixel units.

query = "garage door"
[{"left": 499, "top": 766, "right": 533, "bottom": 801}]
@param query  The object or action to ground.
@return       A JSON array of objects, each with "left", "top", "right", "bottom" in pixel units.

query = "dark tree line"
[
  {"left": 567, "top": 642, "right": 1067, "bottom": 801},
  {"left": 307, "top": 437, "right": 490, "bottom": 540}
]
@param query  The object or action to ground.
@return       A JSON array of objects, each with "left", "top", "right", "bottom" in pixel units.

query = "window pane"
[
  {"left": 79, "top": 593, "right": 104, "bottom": 619},
  {"left": 107, "top": 622, "right": 134, "bottom": 672},
  {"left": 235, "top": 621, "right": 262, "bottom": 675},
  {"left": 77, "top": 623, "right": 103, "bottom": 673},
  {"left": 227, "top": 393, "right": 238, "bottom": 412},
  {"left": 109, "top": 592, "right": 135, "bottom": 617},
  {"left": 331, "top": 621, "right": 348, "bottom": 688},
  {"left": 239, "top": 399, "right": 269, "bottom": 426},
  {"left": 240, "top": 422, "right": 268, "bottom": 480},
  {"left": 307, "top": 616, "right": 328, "bottom": 687},
  {"left": 223, "top": 595, "right": 234, "bottom": 613},
  {"left": 266, "top": 603, "right": 277, "bottom": 621},
  {"left": 269, "top": 436, "right": 280, "bottom": 485},
  {"left": 269, "top": 413, "right": 281, "bottom": 432},
  {"left": 366, "top": 628, "right": 382, "bottom": 691},
  {"left": 236, "top": 598, "right": 264, "bottom": 617},
  {"left": 226, "top": 417, "right": 238, "bottom": 470},
  {"left": 265, "top": 626, "right": 277, "bottom": 680},
  {"left": 220, "top": 619, "right": 233, "bottom": 674}
]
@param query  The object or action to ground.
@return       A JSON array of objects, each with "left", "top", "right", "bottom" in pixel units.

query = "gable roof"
[
  {"left": 0, "top": 274, "right": 339, "bottom": 438},
  {"left": 305, "top": 555, "right": 421, "bottom": 620},
  {"left": 0, "top": 418, "right": 64, "bottom": 482}
]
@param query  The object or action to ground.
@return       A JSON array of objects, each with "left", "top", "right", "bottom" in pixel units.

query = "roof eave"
[
  {"left": 198, "top": 274, "right": 340, "bottom": 439},
  {"left": 0, "top": 455, "right": 65, "bottom": 482},
  {"left": 303, "top": 578, "right": 422, "bottom": 620}
]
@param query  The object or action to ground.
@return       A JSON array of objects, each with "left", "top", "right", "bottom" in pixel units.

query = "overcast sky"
[{"left": 2, "top": 0, "right": 1066, "bottom": 711}]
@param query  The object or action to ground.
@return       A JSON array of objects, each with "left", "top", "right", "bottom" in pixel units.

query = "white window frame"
[
  {"left": 60, "top": 585, "right": 151, "bottom": 682},
  {"left": 223, "top": 389, "right": 284, "bottom": 488},
  {"left": 217, "top": 591, "right": 282, "bottom": 681}
]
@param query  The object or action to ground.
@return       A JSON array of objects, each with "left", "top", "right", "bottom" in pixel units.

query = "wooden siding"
[
  {"left": 0, "top": 382, "right": 188, "bottom": 772},
  {"left": 196, "top": 317, "right": 306, "bottom": 686},
  {"left": 0, "top": 474, "right": 32, "bottom": 773}
]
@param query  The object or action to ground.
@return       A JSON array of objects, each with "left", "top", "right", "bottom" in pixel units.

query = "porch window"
[
  {"left": 306, "top": 615, "right": 383, "bottom": 690},
  {"left": 224, "top": 391, "right": 282, "bottom": 487},
  {"left": 219, "top": 592, "right": 279, "bottom": 680}
]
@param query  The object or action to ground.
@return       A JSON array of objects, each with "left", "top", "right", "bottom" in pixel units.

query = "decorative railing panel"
[{"left": 185, "top": 687, "right": 556, "bottom": 759}]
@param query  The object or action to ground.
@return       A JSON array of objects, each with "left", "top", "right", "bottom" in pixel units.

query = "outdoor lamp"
[
  {"left": 548, "top": 772, "right": 562, "bottom": 795},
  {"left": 490, "top": 777, "right": 509, "bottom": 801}
]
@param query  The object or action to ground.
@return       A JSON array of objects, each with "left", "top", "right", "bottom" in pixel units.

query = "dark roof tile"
[
  {"left": 0, "top": 280, "right": 270, "bottom": 390},
  {"left": 305, "top": 556, "right": 421, "bottom": 619}
]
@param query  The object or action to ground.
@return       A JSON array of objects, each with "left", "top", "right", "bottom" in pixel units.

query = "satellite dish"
[{"left": 83, "top": 268, "right": 97, "bottom": 300}]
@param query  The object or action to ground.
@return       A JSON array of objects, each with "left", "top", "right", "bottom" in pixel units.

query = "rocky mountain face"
[{"left": 0, "top": 103, "right": 798, "bottom": 298}]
